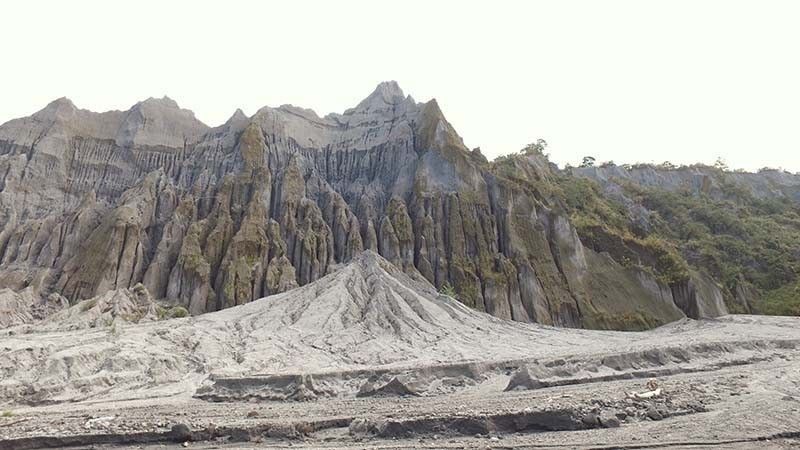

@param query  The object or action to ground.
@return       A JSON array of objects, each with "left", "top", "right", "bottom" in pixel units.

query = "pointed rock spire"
[
  {"left": 136, "top": 96, "right": 180, "bottom": 110},
  {"left": 350, "top": 81, "right": 408, "bottom": 114},
  {"left": 372, "top": 80, "right": 405, "bottom": 99},
  {"left": 223, "top": 108, "right": 249, "bottom": 129},
  {"left": 229, "top": 108, "right": 248, "bottom": 123},
  {"left": 34, "top": 97, "right": 78, "bottom": 121}
]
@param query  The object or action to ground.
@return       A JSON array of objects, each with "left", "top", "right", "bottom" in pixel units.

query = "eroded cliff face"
[{"left": 0, "top": 82, "right": 725, "bottom": 329}]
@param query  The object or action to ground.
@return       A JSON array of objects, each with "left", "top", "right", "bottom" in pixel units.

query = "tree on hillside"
[
  {"left": 521, "top": 139, "right": 548, "bottom": 156},
  {"left": 659, "top": 161, "right": 676, "bottom": 170},
  {"left": 580, "top": 156, "right": 596, "bottom": 168},
  {"left": 714, "top": 157, "right": 728, "bottom": 171}
]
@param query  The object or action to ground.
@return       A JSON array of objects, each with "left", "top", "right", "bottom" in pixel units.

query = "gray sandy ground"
[
  {"left": 3, "top": 357, "right": 799, "bottom": 449},
  {"left": 1, "top": 253, "right": 799, "bottom": 448}
]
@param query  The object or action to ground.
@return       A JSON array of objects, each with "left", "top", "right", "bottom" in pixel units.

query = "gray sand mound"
[{"left": 1, "top": 251, "right": 799, "bottom": 406}]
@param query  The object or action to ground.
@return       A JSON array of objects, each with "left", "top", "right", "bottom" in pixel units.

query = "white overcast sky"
[{"left": 1, "top": 0, "right": 798, "bottom": 172}]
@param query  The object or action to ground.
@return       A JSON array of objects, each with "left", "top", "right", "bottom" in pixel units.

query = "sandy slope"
[
  {"left": 1, "top": 251, "right": 798, "bottom": 408},
  {"left": 1, "top": 252, "right": 799, "bottom": 448}
]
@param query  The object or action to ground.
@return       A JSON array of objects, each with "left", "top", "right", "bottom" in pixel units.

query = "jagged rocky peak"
[
  {"left": 137, "top": 95, "right": 181, "bottom": 109},
  {"left": 350, "top": 80, "right": 407, "bottom": 111},
  {"left": 376, "top": 79, "right": 405, "bottom": 97},
  {"left": 0, "top": 82, "right": 738, "bottom": 332},
  {"left": 277, "top": 104, "right": 325, "bottom": 122},
  {"left": 416, "top": 98, "right": 464, "bottom": 149},
  {"left": 0, "top": 94, "right": 210, "bottom": 152},
  {"left": 227, "top": 108, "right": 248, "bottom": 124},
  {"left": 216, "top": 108, "right": 250, "bottom": 133},
  {"left": 243, "top": 81, "right": 427, "bottom": 152},
  {"left": 116, "top": 95, "right": 209, "bottom": 148},
  {"left": 33, "top": 96, "right": 79, "bottom": 121},
  {"left": 322, "top": 81, "right": 419, "bottom": 128}
]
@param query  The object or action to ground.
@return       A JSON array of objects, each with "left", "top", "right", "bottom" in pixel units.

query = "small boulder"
[
  {"left": 349, "top": 418, "right": 378, "bottom": 436},
  {"left": 599, "top": 410, "right": 621, "bottom": 428},
  {"left": 357, "top": 377, "right": 418, "bottom": 398},
  {"left": 289, "top": 383, "right": 318, "bottom": 401},
  {"left": 504, "top": 367, "right": 544, "bottom": 391},
  {"left": 170, "top": 423, "right": 192, "bottom": 442},
  {"left": 581, "top": 412, "right": 599, "bottom": 427},
  {"left": 646, "top": 405, "right": 664, "bottom": 421}
]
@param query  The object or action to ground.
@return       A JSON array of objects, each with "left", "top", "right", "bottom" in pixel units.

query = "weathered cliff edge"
[{"left": 0, "top": 82, "right": 729, "bottom": 329}]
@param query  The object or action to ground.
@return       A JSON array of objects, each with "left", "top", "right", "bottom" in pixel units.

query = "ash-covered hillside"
[{"left": 0, "top": 82, "right": 795, "bottom": 329}]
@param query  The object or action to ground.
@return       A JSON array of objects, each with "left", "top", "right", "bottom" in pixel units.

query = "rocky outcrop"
[
  {"left": 0, "top": 287, "right": 68, "bottom": 328},
  {"left": 0, "top": 82, "right": 733, "bottom": 329},
  {"left": 41, "top": 283, "right": 162, "bottom": 331},
  {"left": 0, "top": 283, "right": 167, "bottom": 331},
  {"left": 671, "top": 271, "right": 729, "bottom": 320},
  {"left": 732, "top": 279, "right": 758, "bottom": 314}
]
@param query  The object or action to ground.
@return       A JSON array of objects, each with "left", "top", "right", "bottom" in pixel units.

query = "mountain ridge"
[{"left": 0, "top": 82, "right": 795, "bottom": 330}]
